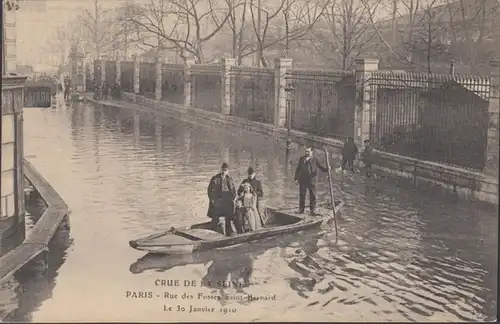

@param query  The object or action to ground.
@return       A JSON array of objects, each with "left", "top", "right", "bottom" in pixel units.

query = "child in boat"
[{"left": 235, "top": 183, "right": 258, "bottom": 233}]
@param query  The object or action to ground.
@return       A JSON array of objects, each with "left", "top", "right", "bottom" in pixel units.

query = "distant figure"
[
  {"left": 341, "top": 137, "right": 358, "bottom": 172},
  {"left": 294, "top": 146, "right": 328, "bottom": 215},
  {"left": 63, "top": 76, "right": 71, "bottom": 100},
  {"left": 102, "top": 80, "right": 109, "bottom": 100},
  {"left": 235, "top": 182, "right": 258, "bottom": 233},
  {"left": 237, "top": 167, "right": 263, "bottom": 227},
  {"left": 361, "top": 139, "right": 374, "bottom": 177},
  {"left": 207, "top": 163, "right": 238, "bottom": 236}
]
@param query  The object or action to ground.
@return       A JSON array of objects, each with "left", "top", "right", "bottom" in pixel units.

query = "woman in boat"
[{"left": 235, "top": 182, "right": 259, "bottom": 233}]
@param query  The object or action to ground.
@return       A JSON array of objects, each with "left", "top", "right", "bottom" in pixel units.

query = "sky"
[{"left": 13, "top": 0, "right": 458, "bottom": 71}]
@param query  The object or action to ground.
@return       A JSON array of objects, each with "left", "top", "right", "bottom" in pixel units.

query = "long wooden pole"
[{"left": 324, "top": 148, "right": 338, "bottom": 243}]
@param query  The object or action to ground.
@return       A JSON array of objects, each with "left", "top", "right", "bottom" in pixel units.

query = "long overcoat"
[{"left": 207, "top": 173, "right": 236, "bottom": 218}]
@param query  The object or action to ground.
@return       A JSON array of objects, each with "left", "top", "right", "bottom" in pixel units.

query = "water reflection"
[
  {"left": 7, "top": 98, "right": 496, "bottom": 322},
  {"left": 131, "top": 231, "right": 324, "bottom": 306},
  {"left": 0, "top": 211, "right": 72, "bottom": 322}
]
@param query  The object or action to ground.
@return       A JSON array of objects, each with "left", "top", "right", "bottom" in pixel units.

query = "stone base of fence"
[{"left": 85, "top": 92, "right": 499, "bottom": 206}]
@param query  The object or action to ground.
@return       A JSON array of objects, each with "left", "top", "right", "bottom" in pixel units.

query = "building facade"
[{"left": 1, "top": 0, "right": 27, "bottom": 256}]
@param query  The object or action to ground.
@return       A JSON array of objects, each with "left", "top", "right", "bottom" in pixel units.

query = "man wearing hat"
[
  {"left": 294, "top": 145, "right": 328, "bottom": 215},
  {"left": 207, "top": 163, "right": 239, "bottom": 235},
  {"left": 237, "top": 167, "right": 264, "bottom": 226}
]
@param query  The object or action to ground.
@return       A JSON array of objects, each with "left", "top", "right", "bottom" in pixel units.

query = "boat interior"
[{"left": 132, "top": 201, "right": 343, "bottom": 247}]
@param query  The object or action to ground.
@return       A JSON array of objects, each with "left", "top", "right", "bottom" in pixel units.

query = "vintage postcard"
[{"left": 0, "top": 0, "right": 498, "bottom": 322}]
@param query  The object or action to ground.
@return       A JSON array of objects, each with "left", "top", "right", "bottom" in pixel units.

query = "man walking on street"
[
  {"left": 341, "top": 137, "right": 358, "bottom": 172},
  {"left": 294, "top": 146, "right": 328, "bottom": 215},
  {"left": 361, "top": 139, "right": 374, "bottom": 177}
]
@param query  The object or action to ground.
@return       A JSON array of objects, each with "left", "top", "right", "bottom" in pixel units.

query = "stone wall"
[{"left": 87, "top": 92, "right": 499, "bottom": 205}]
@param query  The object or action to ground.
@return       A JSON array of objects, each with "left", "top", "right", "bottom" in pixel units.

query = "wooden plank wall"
[{"left": 0, "top": 159, "right": 69, "bottom": 283}]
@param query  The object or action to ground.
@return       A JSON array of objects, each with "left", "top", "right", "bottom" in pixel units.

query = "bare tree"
[
  {"left": 360, "top": 0, "right": 424, "bottom": 68},
  {"left": 224, "top": 0, "right": 251, "bottom": 64},
  {"left": 312, "top": 0, "right": 380, "bottom": 69},
  {"left": 42, "top": 22, "right": 88, "bottom": 69},
  {"left": 281, "top": 0, "right": 329, "bottom": 57},
  {"left": 77, "top": 0, "right": 118, "bottom": 59},
  {"left": 410, "top": 0, "right": 450, "bottom": 72},
  {"left": 361, "top": 0, "right": 499, "bottom": 72},
  {"left": 113, "top": 1, "right": 139, "bottom": 60},
  {"left": 125, "top": 0, "right": 232, "bottom": 63},
  {"left": 444, "top": 0, "right": 500, "bottom": 71},
  {"left": 249, "top": 0, "right": 327, "bottom": 67}
]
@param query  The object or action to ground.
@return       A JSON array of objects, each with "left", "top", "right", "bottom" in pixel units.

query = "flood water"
[{"left": 0, "top": 96, "right": 497, "bottom": 322}]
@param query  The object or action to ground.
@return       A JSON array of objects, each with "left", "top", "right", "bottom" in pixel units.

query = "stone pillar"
[
  {"left": 116, "top": 60, "right": 121, "bottom": 87},
  {"left": 155, "top": 59, "right": 162, "bottom": 100},
  {"left": 274, "top": 58, "right": 293, "bottom": 127},
  {"left": 485, "top": 59, "right": 499, "bottom": 176},
  {"left": 221, "top": 58, "right": 236, "bottom": 115},
  {"left": 82, "top": 56, "right": 87, "bottom": 92},
  {"left": 184, "top": 59, "right": 195, "bottom": 108},
  {"left": 133, "top": 55, "right": 140, "bottom": 94},
  {"left": 354, "top": 57, "right": 379, "bottom": 149}
]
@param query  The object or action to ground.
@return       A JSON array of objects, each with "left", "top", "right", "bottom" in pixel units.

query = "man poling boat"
[{"left": 129, "top": 149, "right": 343, "bottom": 256}]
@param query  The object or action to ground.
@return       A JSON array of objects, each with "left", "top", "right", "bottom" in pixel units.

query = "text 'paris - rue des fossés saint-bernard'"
[{"left": 125, "top": 279, "right": 277, "bottom": 305}]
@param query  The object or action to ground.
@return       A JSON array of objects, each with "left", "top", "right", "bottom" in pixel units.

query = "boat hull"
[{"left": 129, "top": 201, "right": 344, "bottom": 255}]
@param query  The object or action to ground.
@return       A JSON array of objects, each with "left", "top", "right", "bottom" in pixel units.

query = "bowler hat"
[
  {"left": 247, "top": 167, "right": 254, "bottom": 174},
  {"left": 221, "top": 162, "right": 229, "bottom": 170}
]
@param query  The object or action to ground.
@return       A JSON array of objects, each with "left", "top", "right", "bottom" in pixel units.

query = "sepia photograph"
[{"left": 0, "top": 0, "right": 498, "bottom": 321}]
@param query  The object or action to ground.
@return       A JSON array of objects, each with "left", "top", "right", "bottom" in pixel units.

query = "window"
[
  {"left": 1, "top": 194, "right": 15, "bottom": 218},
  {"left": 1, "top": 169, "right": 15, "bottom": 197},
  {"left": 1, "top": 113, "right": 15, "bottom": 144},
  {"left": 1, "top": 142, "right": 15, "bottom": 171}
]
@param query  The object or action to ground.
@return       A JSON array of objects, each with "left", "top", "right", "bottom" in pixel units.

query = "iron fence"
[
  {"left": 139, "top": 62, "right": 156, "bottom": 97},
  {"left": 231, "top": 67, "right": 275, "bottom": 124},
  {"left": 161, "top": 64, "right": 184, "bottom": 105},
  {"left": 121, "top": 61, "right": 134, "bottom": 92},
  {"left": 93, "top": 60, "right": 102, "bottom": 86},
  {"left": 85, "top": 65, "right": 93, "bottom": 90},
  {"left": 190, "top": 65, "right": 223, "bottom": 113},
  {"left": 286, "top": 69, "right": 356, "bottom": 139},
  {"left": 369, "top": 72, "right": 490, "bottom": 170},
  {"left": 106, "top": 61, "right": 117, "bottom": 86}
]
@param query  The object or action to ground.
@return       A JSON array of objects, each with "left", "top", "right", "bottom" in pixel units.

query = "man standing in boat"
[
  {"left": 207, "top": 163, "right": 240, "bottom": 235},
  {"left": 237, "top": 167, "right": 264, "bottom": 227},
  {"left": 294, "top": 146, "right": 328, "bottom": 215}
]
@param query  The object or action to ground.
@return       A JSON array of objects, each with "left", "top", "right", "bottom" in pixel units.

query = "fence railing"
[
  {"left": 191, "top": 64, "right": 224, "bottom": 113},
  {"left": 287, "top": 69, "right": 356, "bottom": 140},
  {"left": 162, "top": 63, "right": 184, "bottom": 105},
  {"left": 90, "top": 58, "right": 495, "bottom": 172},
  {"left": 121, "top": 61, "right": 134, "bottom": 92},
  {"left": 231, "top": 66, "right": 275, "bottom": 124},
  {"left": 369, "top": 72, "right": 490, "bottom": 170},
  {"left": 105, "top": 61, "right": 117, "bottom": 86},
  {"left": 139, "top": 62, "right": 156, "bottom": 97}
]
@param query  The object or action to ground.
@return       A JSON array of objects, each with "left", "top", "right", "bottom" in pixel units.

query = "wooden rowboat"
[{"left": 129, "top": 201, "right": 344, "bottom": 255}]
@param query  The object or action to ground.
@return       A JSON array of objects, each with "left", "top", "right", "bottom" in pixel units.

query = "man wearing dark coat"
[
  {"left": 102, "top": 80, "right": 109, "bottom": 100},
  {"left": 341, "top": 137, "right": 358, "bottom": 171},
  {"left": 294, "top": 146, "right": 328, "bottom": 215},
  {"left": 207, "top": 163, "right": 239, "bottom": 235}
]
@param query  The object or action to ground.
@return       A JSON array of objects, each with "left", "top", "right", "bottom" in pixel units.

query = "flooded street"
[{"left": 1, "top": 97, "right": 497, "bottom": 322}]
